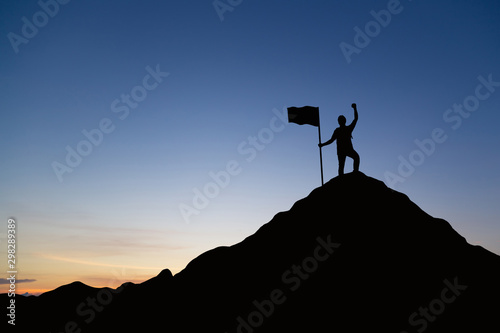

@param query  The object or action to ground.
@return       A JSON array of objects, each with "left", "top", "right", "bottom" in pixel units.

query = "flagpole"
[{"left": 318, "top": 115, "right": 324, "bottom": 186}]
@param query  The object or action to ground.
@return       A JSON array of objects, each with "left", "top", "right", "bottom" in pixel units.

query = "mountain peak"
[{"left": 170, "top": 172, "right": 498, "bottom": 332}]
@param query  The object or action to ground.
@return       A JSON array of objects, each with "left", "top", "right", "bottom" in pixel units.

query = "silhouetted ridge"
[
  {"left": 39, "top": 280, "right": 96, "bottom": 300},
  {"left": 4, "top": 172, "right": 499, "bottom": 333}
]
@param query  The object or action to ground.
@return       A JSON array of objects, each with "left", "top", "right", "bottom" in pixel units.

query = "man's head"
[{"left": 338, "top": 115, "right": 346, "bottom": 126}]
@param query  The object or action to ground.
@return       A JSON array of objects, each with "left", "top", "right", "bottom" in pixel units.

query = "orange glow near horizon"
[
  {"left": 39, "top": 254, "right": 166, "bottom": 271},
  {"left": 0, "top": 253, "right": 181, "bottom": 296},
  {"left": 1, "top": 272, "right": 160, "bottom": 296}
]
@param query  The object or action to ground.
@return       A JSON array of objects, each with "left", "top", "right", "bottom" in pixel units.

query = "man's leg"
[
  {"left": 338, "top": 154, "right": 346, "bottom": 175},
  {"left": 352, "top": 150, "right": 360, "bottom": 172}
]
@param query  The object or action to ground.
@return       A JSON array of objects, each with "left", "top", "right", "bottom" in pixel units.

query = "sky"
[{"left": 1, "top": 0, "right": 499, "bottom": 294}]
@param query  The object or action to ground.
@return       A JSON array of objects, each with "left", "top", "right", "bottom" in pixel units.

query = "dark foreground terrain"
[{"left": 4, "top": 172, "right": 500, "bottom": 332}]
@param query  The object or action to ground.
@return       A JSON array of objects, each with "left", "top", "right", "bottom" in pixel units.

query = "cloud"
[
  {"left": 36, "top": 222, "right": 189, "bottom": 254},
  {"left": 39, "top": 254, "right": 163, "bottom": 270},
  {"left": 0, "top": 278, "right": 36, "bottom": 284}
]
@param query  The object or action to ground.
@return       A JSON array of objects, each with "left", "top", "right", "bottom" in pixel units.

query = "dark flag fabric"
[{"left": 287, "top": 106, "right": 319, "bottom": 127}]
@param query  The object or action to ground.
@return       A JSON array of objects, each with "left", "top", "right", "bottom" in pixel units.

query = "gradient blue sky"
[{"left": 1, "top": 0, "right": 499, "bottom": 293}]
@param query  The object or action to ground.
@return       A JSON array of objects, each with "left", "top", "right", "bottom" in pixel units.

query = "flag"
[
  {"left": 287, "top": 105, "right": 323, "bottom": 185},
  {"left": 287, "top": 106, "right": 319, "bottom": 127}
]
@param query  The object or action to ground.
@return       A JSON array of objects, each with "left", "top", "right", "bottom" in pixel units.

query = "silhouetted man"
[{"left": 319, "top": 103, "right": 360, "bottom": 175}]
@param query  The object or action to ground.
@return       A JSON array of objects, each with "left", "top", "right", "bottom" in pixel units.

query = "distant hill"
[{"left": 3, "top": 172, "right": 499, "bottom": 332}]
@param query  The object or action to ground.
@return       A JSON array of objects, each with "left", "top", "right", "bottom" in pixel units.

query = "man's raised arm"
[{"left": 351, "top": 103, "right": 358, "bottom": 127}]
